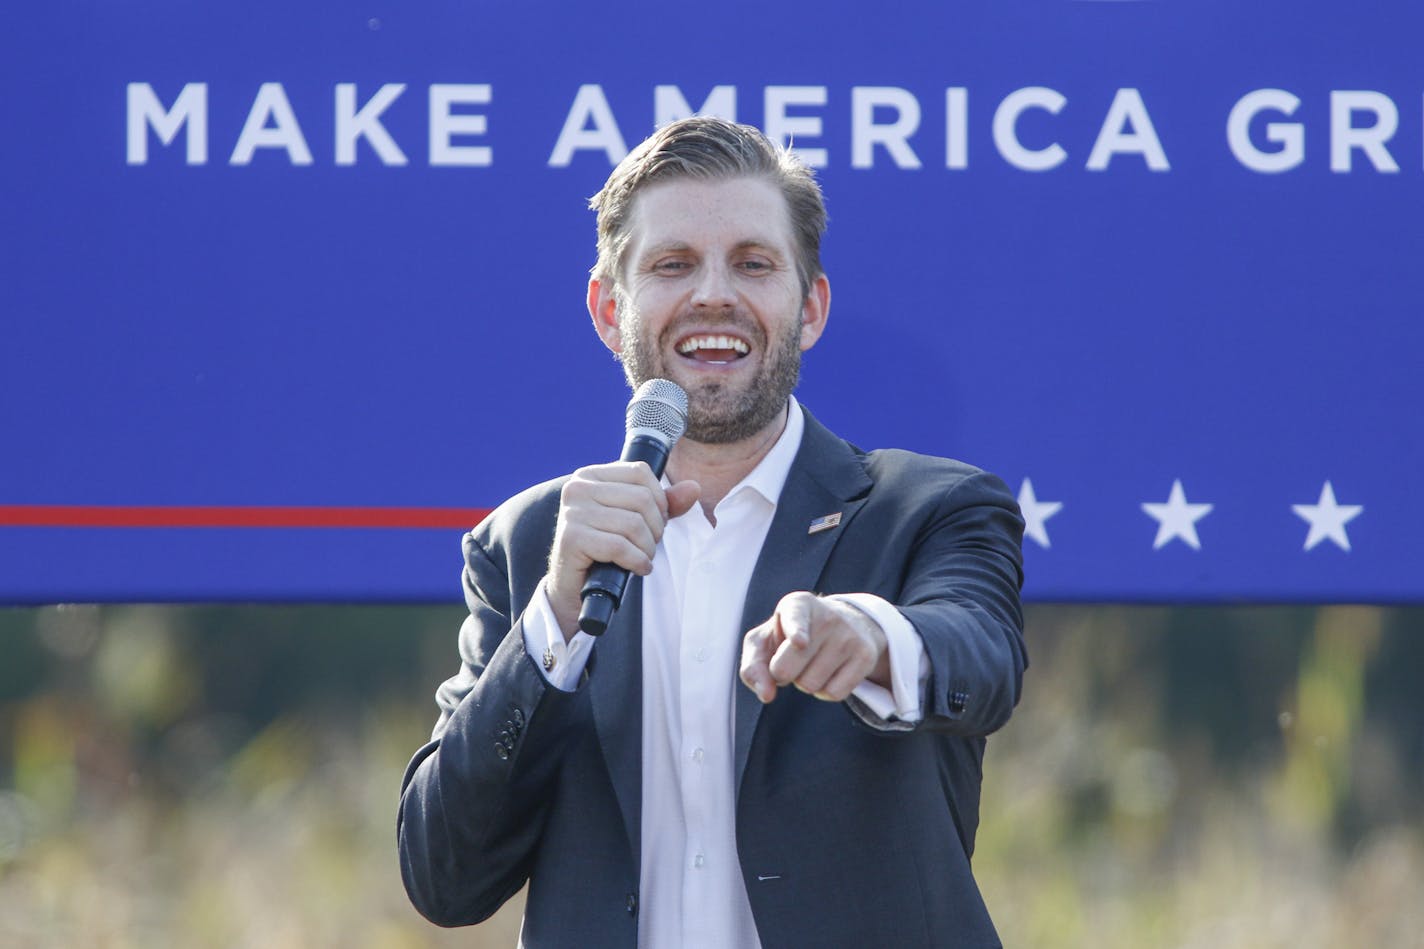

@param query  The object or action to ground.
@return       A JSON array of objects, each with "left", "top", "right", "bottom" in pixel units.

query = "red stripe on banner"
[{"left": 0, "top": 505, "right": 492, "bottom": 529}]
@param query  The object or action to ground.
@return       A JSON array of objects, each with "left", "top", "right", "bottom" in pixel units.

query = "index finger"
[
  {"left": 576, "top": 461, "right": 669, "bottom": 519},
  {"left": 739, "top": 621, "right": 781, "bottom": 704}
]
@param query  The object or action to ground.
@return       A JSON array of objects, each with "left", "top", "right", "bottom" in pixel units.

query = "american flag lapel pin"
[{"left": 808, "top": 512, "right": 842, "bottom": 535}]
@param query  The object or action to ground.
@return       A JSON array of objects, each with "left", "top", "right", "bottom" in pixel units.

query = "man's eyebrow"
[
  {"left": 730, "top": 238, "right": 785, "bottom": 256},
  {"left": 637, "top": 241, "right": 693, "bottom": 258}
]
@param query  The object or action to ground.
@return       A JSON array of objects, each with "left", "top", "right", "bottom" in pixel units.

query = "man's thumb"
[{"left": 666, "top": 480, "right": 702, "bottom": 518}]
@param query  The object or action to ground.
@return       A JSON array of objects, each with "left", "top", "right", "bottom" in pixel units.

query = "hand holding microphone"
[{"left": 544, "top": 380, "right": 699, "bottom": 639}]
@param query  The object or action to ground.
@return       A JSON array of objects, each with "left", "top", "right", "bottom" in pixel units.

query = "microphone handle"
[{"left": 578, "top": 433, "right": 673, "bottom": 636}]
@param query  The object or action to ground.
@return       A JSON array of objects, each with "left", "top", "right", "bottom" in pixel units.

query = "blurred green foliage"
[{"left": 0, "top": 604, "right": 1420, "bottom": 946}]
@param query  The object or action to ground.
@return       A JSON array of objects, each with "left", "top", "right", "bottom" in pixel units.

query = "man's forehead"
[{"left": 624, "top": 175, "right": 794, "bottom": 250}]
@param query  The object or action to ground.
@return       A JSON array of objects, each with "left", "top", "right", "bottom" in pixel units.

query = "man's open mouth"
[{"left": 676, "top": 334, "right": 750, "bottom": 364}]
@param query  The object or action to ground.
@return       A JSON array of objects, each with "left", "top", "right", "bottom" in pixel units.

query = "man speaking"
[{"left": 398, "top": 116, "right": 1026, "bottom": 948}]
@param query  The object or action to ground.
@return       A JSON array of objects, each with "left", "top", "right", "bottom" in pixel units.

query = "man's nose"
[{"left": 690, "top": 262, "right": 737, "bottom": 308}]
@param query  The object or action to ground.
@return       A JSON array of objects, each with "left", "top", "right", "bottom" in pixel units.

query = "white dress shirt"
[{"left": 522, "top": 398, "right": 926, "bottom": 948}]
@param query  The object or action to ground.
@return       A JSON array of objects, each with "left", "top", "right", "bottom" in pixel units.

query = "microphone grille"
[{"left": 626, "top": 379, "right": 689, "bottom": 443}]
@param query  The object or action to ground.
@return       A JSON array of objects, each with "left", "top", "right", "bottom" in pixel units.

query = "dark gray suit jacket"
[{"left": 398, "top": 406, "right": 1026, "bottom": 948}]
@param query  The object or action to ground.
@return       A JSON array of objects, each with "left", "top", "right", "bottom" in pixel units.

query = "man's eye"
[
  {"left": 655, "top": 260, "right": 690, "bottom": 273},
  {"left": 739, "top": 260, "right": 771, "bottom": 273}
]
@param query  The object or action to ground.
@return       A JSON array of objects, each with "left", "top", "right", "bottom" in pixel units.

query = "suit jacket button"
[
  {"left": 626, "top": 893, "right": 637, "bottom": 916},
  {"left": 510, "top": 706, "right": 525, "bottom": 727},
  {"left": 494, "top": 742, "right": 510, "bottom": 760}
]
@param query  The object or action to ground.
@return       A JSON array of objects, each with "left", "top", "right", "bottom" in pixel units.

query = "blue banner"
[{"left": 3, "top": 1, "right": 1420, "bottom": 602}]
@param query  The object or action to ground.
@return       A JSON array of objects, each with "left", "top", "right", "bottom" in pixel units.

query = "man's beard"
[{"left": 617, "top": 309, "right": 802, "bottom": 445}]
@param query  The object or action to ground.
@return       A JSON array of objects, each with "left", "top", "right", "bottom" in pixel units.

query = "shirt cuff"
[
  {"left": 829, "top": 593, "right": 928, "bottom": 725},
  {"left": 522, "top": 581, "right": 596, "bottom": 691}
]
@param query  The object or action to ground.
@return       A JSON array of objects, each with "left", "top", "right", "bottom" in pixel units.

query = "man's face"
[{"left": 589, "top": 176, "right": 829, "bottom": 445}]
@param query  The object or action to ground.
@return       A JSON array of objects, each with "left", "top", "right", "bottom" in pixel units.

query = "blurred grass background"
[{"left": 0, "top": 604, "right": 1420, "bottom": 947}]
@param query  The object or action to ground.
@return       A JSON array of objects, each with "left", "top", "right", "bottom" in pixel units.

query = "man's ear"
[
  {"left": 799, "top": 274, "right": 831, "bottom": 352},
  {"left": 587, "top": 278, "right": 623, "bottom": 353}
]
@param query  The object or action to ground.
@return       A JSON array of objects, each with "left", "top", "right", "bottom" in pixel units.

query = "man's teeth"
[{"left": 676, "top": 336, "right": 750, "bottom": 355}]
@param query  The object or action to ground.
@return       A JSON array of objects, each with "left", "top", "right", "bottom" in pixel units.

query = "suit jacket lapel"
[
  {"left": 589, "top": 575, "right": 643, "bottom": 868},
  {"left": 733, "top": 407, "right": 873, "bottom": 795}
]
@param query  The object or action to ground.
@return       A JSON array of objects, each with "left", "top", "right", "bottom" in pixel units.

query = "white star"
[
  {"left": 1141, "top": 480, "right": 1213, "bottom": 550},
  {"left": 1017, "top": 478, "right": 1063, "bottom": 549},
  {"left": 1292, "top": 481, "right": 1363, "bottom": 552}
]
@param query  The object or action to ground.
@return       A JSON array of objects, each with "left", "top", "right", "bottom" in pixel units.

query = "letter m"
[{"left": 127, "top": 83, "right": 208, "bottom": 164}]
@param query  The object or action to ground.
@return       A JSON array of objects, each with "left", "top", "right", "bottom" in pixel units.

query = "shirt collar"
[{"left": 724, "top": 394, "right": 804, "bottom": 509}]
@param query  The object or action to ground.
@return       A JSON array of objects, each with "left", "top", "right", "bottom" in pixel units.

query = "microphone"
[{"left": 578, "top": 379, "right": 689, "bottom": 636}]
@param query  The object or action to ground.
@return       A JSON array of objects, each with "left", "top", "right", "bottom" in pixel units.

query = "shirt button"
[
  {"left": 691, "top": 748, "right": 704, "bottom": 763},
  {"left": 695, "top": 648, "right": 707, "bottom": 663},
  {"left": 693, "top": 854, "right": 705, "bottom": 869}
]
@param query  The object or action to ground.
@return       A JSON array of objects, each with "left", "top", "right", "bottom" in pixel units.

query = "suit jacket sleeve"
[
  {"left": 397, "top": 490, "right": 575, "bottom": 927},
  {"left": 894, "top": 468, "right": 1026, "bottom": 737}
]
